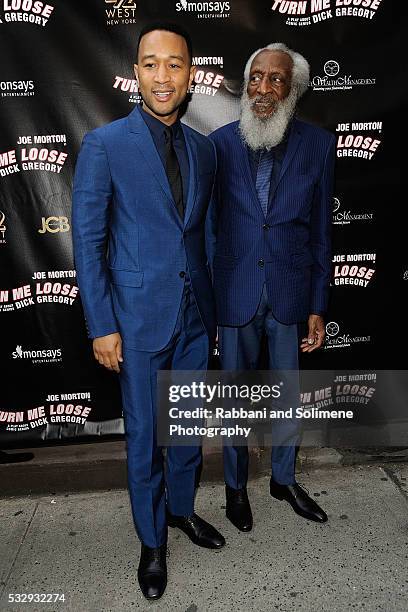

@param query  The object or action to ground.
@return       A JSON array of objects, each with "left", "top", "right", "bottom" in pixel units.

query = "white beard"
[{"left": 239, "top": 87, "right": 298, "bottom": 151}]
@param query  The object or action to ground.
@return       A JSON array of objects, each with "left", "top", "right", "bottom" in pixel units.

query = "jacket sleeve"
[
  {"left": 309, "top": 134, "right": 336, "bottom": 316},
  {"left": 72, "top": 130, "right": 119, "bottom": 339}
]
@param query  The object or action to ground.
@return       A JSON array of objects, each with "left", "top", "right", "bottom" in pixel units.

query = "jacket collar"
[
  {"left": 127, "top": 105, "right": 198, "bottom": 227},
  {"left": 235, "top": 118, "right": 302, "bottom": 216}
]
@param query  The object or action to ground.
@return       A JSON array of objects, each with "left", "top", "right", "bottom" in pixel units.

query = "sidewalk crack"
[
  {"left": 0, "top": 502, "right": 39, "bottom": 600},
  {"left": 383, "top": 466, "right": 408, "bottom": 502}
]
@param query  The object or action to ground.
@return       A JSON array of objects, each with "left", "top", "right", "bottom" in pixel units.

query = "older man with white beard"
[{"left": 208, "top": 43, "right": 336, "bottom": 532}]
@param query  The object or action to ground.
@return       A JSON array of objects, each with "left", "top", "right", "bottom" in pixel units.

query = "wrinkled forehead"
[{"left": 249, "top": 50, "right": 293, "bottom": 76}]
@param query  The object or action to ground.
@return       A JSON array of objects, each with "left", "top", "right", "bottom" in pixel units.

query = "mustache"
[{"left": 251, "top": 94, "right": 277, "bottom": 105}]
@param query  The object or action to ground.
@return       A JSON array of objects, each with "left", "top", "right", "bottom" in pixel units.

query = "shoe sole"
[{"left": 140, "top": 588, "right": 167, "bottom": 601}]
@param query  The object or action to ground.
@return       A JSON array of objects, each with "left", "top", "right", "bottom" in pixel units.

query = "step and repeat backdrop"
[{"left": 0, "top": 0, "right": 404, "bottom": 446}]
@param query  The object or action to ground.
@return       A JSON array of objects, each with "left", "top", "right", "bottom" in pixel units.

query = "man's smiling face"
[{"left": 134, "top": 29, "right": 196, "bottom": 125}]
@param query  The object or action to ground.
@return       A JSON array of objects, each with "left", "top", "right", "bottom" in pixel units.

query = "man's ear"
[
  {"left": 133, "top": 63, "right": 139, "bottom": 83},
  {"left": 188, "top": 64, "right": 196, "bottom": 89}
]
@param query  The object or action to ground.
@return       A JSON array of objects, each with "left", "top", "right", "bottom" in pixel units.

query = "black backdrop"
[{"left": 1, "top": 0, "right": 405, "bottom": 446}]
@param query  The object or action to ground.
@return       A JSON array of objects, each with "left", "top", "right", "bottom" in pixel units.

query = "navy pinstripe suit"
[{"left": 208, "top": 118, "right": 335, "bottom": 486}]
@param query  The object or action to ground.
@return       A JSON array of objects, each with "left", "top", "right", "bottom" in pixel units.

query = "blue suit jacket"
[
  {"left": 72, "top": 105, "right": 217, "bottom": 351},
  {"left": 208, "top": 118, "right": 335, "bottom": 326}
]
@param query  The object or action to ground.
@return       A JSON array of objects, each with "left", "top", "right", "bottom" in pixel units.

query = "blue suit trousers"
[
  {"left": 118, "top": 283, "right": 209, "bottom": 547},
  {"left": 219, "top": 284, "right": 301, "bottom": 487}
]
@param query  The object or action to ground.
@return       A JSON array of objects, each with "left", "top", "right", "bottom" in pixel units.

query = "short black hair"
[{"left": 136, "top": 21, "right": 193, "bottom": 64}]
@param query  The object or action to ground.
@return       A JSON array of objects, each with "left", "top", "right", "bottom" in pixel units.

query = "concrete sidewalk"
[
  {"left": 2, "top": 440, "right": 408, "bottom": 498},
  {"left": 1, "top": 464, "right": 407, "bottom": 612}
]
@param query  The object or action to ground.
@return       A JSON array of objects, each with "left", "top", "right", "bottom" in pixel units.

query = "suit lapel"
[
  {"left": 181, "top": 124, "right": 198, "bottom": 228},
  {"left": 273, "top": 120, "right": 302, "bottom": 194},
  {"left": 127, "top": 106, "right": 176, "bottom": 211},
  {"left": 233, "top": 125, "right": 265, "bottom": 217}
]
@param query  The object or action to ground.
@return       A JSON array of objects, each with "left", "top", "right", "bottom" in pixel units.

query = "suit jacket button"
[
  {"left": 263, "top": 224, "right": 270, "bottom": 230},
  {"left": 179, "top": 271, "right": 186, "bottom": 278},
  {"left": 258, "top": 259, "right": 264, "bottom": 268}
]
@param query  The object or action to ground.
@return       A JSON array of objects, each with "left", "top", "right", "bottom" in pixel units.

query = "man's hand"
[
  {"left": 300, "top": 315, "right": 325, "bottom": 353},
  {"left": 93, "top": 332, "right": 123, "bottom": 372}
]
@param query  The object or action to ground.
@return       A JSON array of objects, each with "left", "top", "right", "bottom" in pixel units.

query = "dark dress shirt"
[{"left": 138, "top": 104, "right": 189, "bottom": 208}]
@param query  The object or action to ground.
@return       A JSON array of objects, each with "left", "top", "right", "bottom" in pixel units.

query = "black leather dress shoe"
[
  {"left": 167, "top": 511, "right": 226, "bottom": 549},
  {"left": 269, "top": 478, "right": 328, "bottom": 523},
  {"left": 225, "top": 484, "right": 253, "bottom": 532},
  {"left": 137, "top": 543, "right": 167, "bottom": 600}
]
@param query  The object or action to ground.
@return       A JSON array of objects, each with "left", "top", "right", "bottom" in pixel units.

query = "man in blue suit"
[
  {"left": 72, "top": 23, "right": 225, "bottom": 601},
  {"left": 209, "top": 43, "right": 335, "bottom": 532}
]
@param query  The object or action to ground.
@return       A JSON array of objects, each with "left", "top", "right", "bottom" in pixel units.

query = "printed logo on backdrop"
[
  {"left": 38, "top": 216, "right": 70, "bottom": 234},
  {"left": 0, "top": 210, "right": 6, "bottom": 244},
  {"left": 0, "top": 134, "right": 68, "bottom": 178},
  {"left": 271, "top": 0, "right": 382, "bottom": 27},
  {"left": 105, "top": 0, "right": 137, "bottom": 26},
  {"left": 336, "top": 121, "right": 382, "bottom": 160},
  {"left": 324, "top": 321, "right": 371, "bottom": 349},
  {"left": 403, "top": 271, "right": 408, "bottom": 281},
  {"left": 193, "top": 56, "right": 224, "bottom": 69},
  {"left": 0, "top": 80, "right": 34, "bottom": 98},
  {"left": 332, "top": 253, "right": 376, "bottom": 287},
  {"left": 332, "top": 197, "right": 374, "bottom": 225},
  {"left": 190, "top": 57, "right": 224, "bottom": 96},
  {"left": 175, "top": 0, "right": 231, "bottom": 19},
  {"left": 0, "top": 0, "right": 54, "bottom": 27},
  {"left": 0, "top": 270, "right": 78, "bottom": 312},
  {"left": 300, "top": 373, "right": 376, "bottom": 412},
  {"left": 113, "top": 76, "right": 141, "bottom": 104},
  {"left": 1, "top": 391, "right": 93, "bottom": 432},
  {"left": 311, "top": 60, "right": 375, "bottom": 92},
  {"left": 11, "top": 344, "right": 62, "bottom": 364}
]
